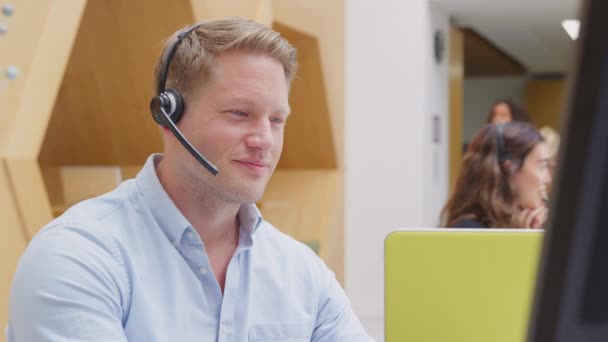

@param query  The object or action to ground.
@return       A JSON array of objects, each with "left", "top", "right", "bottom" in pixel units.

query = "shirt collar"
[
  {"left": 136, "top": 154, "right": 191, "bottom": 245},
  {"left": 238, "top": 201, "right": 263, "bottom": 241},
  {"left": 136, "top": 154, "right": 264, "bottom": 245}
]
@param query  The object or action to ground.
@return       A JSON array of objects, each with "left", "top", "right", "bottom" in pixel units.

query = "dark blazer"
[{"left": 450, "top": 219, "right": 488, "bottom": 229}]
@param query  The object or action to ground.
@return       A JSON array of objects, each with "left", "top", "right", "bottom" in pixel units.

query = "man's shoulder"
[
  {"left": 44, "top": 179, "right": 141, "bottom": 232},
  {"left": 254, "top": 221, "right": 326, "bottom": 272},
  {"left": 30, "top": 179, "right": 145, "bottom": 261},
  {"left": 13, "top": 180, "right": 146, "bottom": 291},
  {"left": 8, "top": 184, "right": 139, "bottom": 342},
  {"left": 55, "top": 179, "right": 139, "bottom": 224}
]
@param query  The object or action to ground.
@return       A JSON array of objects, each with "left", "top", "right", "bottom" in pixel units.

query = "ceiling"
[{"left": 435, "top": 0, "right": 582, "bottom": 74}]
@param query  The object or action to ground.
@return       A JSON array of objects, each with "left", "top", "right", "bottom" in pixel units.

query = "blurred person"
[
  {"left": 462, "top": 98, "right": 532, "bottom": 155},
  {"left": 538, "top": 126, "right": 561, "bottom": 186},
  {"left": 7, "top": 18, "right": 373, "bottom": 341},
  {"left": 442, "top": 122, "right": 552, "bottom": 229},
  {"left": 486, "top": 98, "right": 532, "bottom": 124}
]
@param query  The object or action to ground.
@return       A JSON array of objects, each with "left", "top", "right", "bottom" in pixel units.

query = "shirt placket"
[
  {"left": 217, "top": 249, "right": 242, "bottom": 342},
  {"left": 180, "top": 229, "right": 224, "bottom": 321}
]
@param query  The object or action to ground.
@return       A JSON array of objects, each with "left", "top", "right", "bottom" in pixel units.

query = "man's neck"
[{"left": 155, "top": 158, "right": 240, "bottom": 246}]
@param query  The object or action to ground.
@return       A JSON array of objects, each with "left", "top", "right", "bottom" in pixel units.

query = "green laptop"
[{"left": 385, "top": 229, "right": 543, "bottom": 342}]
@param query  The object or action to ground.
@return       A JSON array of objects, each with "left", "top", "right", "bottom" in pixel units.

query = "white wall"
[
  {"left": 345, "top": 1, "right": 450, "bottom": 340},
  {"left": 463, "top": 76, "right": 526, "bottom": 141},
  {"left": 425, "top": 2, "right": 450, "bottom": 228}
]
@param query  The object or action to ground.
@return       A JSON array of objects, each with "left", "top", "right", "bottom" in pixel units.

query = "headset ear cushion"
[
  {"left": 149, "top": 95, "right": 166, "bottom": 125},
  {"left": 165, "top": 88, "right": 185, "bottom": 124}
]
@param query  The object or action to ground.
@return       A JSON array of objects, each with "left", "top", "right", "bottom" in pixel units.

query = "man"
[{"left": 7, "top": 18, "right": 373, "bottom": 341}]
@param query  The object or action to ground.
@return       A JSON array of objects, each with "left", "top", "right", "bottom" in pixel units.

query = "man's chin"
[{"left": 224, "top": 186, "right": 266, "bottom": 204}]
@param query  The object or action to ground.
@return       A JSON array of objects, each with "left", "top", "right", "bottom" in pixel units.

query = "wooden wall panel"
[
  {"left": 525, "top": 78, "right": 566, "bottom": 131},
  {"left": 1, "top": 0, "right": 86, "bottom": 158},
  {"left": 47, "top": 166, "right": 123, "bottom": 216},
  {"left": 191, "top": 0, "right": 260, "bottom": 21},
  {"left": 449, "top": 28, "right": 464, "bottom": 192},
  {"left": 255, "top": 0, "right": 274, "bottom": 28},
  {"left": 120, "top": 165, "right": 142, "bottom": 180},
  {"left": 38, "top": 0, "right": 195, "bottom": 166},
  {"left": 273, "top": 23, "right": 336, "bottom": 169},
  {"left": 59, "top": 166, "right": 122, "bottom": 206},
  {"left": 1, "top": 0, "right": 52, "bottom": 153},
  {"left": 0, "top": 161, "right": 28, "bottom": 333},
  {"left": 272, "top": 0, "right": 344, "bottom": 168},
  {"left": 40, "top": 165, "right": 70, "bottom": 217}
]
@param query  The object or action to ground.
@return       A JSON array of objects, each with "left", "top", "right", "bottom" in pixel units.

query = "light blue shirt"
[{"left": 7, "top": 154, "right": 372, "bottom": 341}]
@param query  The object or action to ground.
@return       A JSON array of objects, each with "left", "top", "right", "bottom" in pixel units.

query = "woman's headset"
[{"left": 496, "top": 123, "right": 511, "bottom": 165}]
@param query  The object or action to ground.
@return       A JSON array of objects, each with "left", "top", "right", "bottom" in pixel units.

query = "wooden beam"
[
  {"left": 463, "top": 28, "right": 526, "bottom": 77},
  {"left": 1, "top": 0, "right": 86, "bottom": 159},
  {"left": 0, "top": 160, "right": 29, "bottom": 330},
  {"left": 449, "top": 27, "right": 464, "bottom": 193},
  {"left": 5, "top": 158, "right": 53, "bottom": 238}
]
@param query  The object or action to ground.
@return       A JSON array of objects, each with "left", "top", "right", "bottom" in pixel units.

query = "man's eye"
[
  {"left": 232, "top": 111, "right": 248, "bottom": 117},
  {"left": 271, "top": 117, "right": 285, "bottom": 124}
]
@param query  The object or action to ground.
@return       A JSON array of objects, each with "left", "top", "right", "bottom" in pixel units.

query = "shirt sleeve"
[
  {"left": 311, "top": 260, "right": 376, "bottom": 342},
  {"left": 7, "top": 225, "right": 129, "bottom": 341}
]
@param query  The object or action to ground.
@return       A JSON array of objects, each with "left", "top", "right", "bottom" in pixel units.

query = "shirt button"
[
  {"left": 187, "top": 232, "right": 195, "bottom": 239},
  {"left": 199, "top": 267, "right": 208, "bottom": 275}
]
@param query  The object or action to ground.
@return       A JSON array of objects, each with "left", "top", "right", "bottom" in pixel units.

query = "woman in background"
[
  {"left": 486, "top": 98, "right": 531, "bottom": 124},
  {"left": 538, "top": 126, "right": 561, "bottom": 191},
  {"left": 441, "top": 122, "right": 552, "bottom": 228}
]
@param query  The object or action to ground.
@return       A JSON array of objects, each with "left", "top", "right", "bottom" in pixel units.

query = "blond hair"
[
  {"left": 538, "top": 126, "right": 561, "bottom": 159},
  {"left": 153, "top": 17, "right": 298, "bottom": 101}
]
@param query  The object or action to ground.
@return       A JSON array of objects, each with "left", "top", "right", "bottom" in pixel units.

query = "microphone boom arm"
[{"left": 160, "top": 107, "right": 219, "bottom": 175}]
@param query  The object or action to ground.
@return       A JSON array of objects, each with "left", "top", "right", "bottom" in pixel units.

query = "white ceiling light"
[{"left": 562, "top": 19, "right": 580, "bottom": 40}]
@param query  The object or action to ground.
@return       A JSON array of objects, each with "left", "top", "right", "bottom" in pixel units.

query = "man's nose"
[{"left": 245, "top": 118, "right": 274, "bottom": 150}]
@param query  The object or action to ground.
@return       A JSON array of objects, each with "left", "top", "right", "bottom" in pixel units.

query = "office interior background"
[{"left": 0, "top": 0, "right": 579, "bottom": 340}]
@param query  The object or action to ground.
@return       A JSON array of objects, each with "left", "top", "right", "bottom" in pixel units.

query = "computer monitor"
[
  {"left": 527, "top": 0, "right": 608, "bottom": 340},
  {"left": 386, "top": 229, "right": 543, "bottom": 342}
]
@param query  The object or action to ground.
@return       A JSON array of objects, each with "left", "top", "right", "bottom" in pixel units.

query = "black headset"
[
  {"left": 149, "top": 23, "right": 219, "bottom": 175},
  {"left": 496, "top": 123, "right": 511, "bottom": 165}
]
